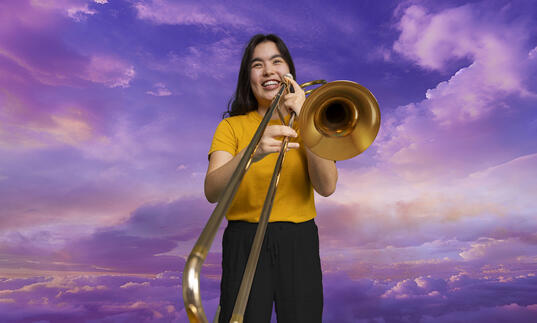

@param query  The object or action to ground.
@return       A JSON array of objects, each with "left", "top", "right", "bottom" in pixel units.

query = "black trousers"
[{"left": 219, "top": 219, "right": 323, "bottom": 323}]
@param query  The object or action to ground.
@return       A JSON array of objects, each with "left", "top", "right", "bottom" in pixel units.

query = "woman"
[{"left": 205, "top": 34, "right": 337, "bottom": 323}]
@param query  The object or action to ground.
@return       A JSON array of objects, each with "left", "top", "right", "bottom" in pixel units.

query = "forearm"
[
  {"left": 305, "top": 147, "right": 338, "bottom": 197},
  {"left": 204, "top": 150, "right": 246, "bottom": 203}
]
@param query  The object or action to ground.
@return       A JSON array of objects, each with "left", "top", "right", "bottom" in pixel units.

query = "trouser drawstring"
[{"left": 265, "top": 227, "right": 279, "bottom": 266}]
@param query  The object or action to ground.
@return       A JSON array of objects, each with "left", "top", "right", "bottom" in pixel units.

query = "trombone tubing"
[
  {"left": 182, "top": 83, "right": 288, "bottom": 323},
  {"left": 230, "top": 112, "right": 296, "bottom": 323}
]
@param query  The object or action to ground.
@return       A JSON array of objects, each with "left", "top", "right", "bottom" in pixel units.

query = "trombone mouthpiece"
[{"left": 283, "top": 73, "right": 295, "bottom": 93}]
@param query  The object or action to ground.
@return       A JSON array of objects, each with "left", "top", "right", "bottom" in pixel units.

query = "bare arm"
[
  {"left": 305, "top": 148, "right": 338, "bottom": 197},
  {"left": 204, "top": 150, "right": 243, "bottom": 203}
]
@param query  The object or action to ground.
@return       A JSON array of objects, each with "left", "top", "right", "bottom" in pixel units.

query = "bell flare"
[{"left": 298, "top": 81, "right": 380, "bottom": 161}]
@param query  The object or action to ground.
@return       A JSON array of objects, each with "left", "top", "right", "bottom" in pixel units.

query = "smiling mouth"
[{"left": 262, "top": 80, "right": 280, "bottom": 89}]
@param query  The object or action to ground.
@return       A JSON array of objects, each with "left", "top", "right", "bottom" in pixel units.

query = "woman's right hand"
[
  {"left": 253, "top": 125, "right": 299, "bottom": 162},
  {"left": 205, "top": 125, "right": 299, "bottom": 202}
]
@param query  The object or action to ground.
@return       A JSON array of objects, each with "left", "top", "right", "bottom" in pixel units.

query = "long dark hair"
[{"left": 223, "top": 34, "right": 296, "bottom": 118}]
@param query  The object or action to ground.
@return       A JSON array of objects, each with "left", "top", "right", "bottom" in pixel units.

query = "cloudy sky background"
[{"left": 1, "top": 0, "right": 537, "bottom": 322}]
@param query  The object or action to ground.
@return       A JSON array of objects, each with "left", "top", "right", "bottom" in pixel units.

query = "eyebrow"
[{"left": 250, "top": 54, "right": 283, "bottom": 64}]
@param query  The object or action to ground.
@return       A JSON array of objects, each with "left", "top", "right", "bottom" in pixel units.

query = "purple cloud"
[
  {"left": 3, "top": 270, "right": 535, "bottom": 322},
  {"left": 322, "top": 272, "right": 537, "bottom": 322},
  {"left": 0, "top": 271, "right": 191, "bottom": 322},
  {"left": 133, "top": 0, "right": 252, "bottom": 28},
  {"left": 0, "top": 1, "right": 132, "bottom": 89},
  {"left": 0, "top": 196, "right": 216, "bottom": 275},
  {"left": 146, "top": 83, "right": 172, "bottom": 96}
]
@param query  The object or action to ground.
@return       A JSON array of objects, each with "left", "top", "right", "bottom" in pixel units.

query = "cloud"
[
  {"left": 146, "top": 83, "right": 172, "bottom": 96},
  {"left": 357, "top": 3, "right": 537, "bottom": 196},
  {"left": 0, "top": 2, "right": 133, "bottom": 88},
  {"left": 322, "top": 154, "right": 537, "bottom": 242},
  {"left": 30, "top": 0, "right": 107, "bottom": 22},
  {"left": 0, "top": 107, "right": 104, "bottom": 151},
  {"left": 392, "top": 4, "right": 534, "bottom": 124},
  {"left": 0, "top": 197, "right": 215, "bottom": 275},
  {"left": 322, "top": 272, "right": 537, "bottom": 322},
  {"left": 314, "top": 152, "right": 537, "bottom": 277},
  {"left": 83, "top": 55, "right": 136, "bottom": 88},
  {"left": 459, "top": 237, "right": 537, "bottom": 263},
  {"left": 421, "top": 303, "right": 537, "bottom": 323},
  {"left": 149, "top": 37, "right": 241, "bottom": 80},
  {"left": 3, "top": 270, "right": 535, "bottom": 322},
  {"left": 0, "top": 272, "right": 192, "bottom": 322},
  {"left": 133, "top": 0, "right": 251, "bottom": 27},
  {"left": 119, "top": 197, "right": 213, "bottom": 241},
  {"left": 0, "top": 156, "right": 154, "bottom": 232},
  {"left": 332, "top": 3, "right": 537, "bottom": 238}
]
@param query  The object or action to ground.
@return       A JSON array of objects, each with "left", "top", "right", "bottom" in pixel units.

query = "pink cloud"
[
  {"left": 30, "top": 0, "right": 108, "bottom": 22},
  {"left": 83, "top": 55, "right": 135, "bottom": 88},
  {"left": 392, "top": 4, "right": 534, "bottom": 124},
  {"left": 0, "top": 1, "right": 58, "bottom": 31},
  {"left": 0, "top": 2, "right": 133, "bottom": 89},
  {"left": 0, "top": 108, "right": 101, "bottom": 150},
  {"left": 381, "top": 276, "right": 447, "bottom": 299},
  {"left": 323, "top": 152, "right": 537, "bottom": 247},
  {"left": 459, "top": 237, "right": 537, "bottom": 263}
]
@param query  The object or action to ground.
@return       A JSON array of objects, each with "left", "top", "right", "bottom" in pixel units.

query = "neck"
[{"left": 257, "top": 104, "right": 288, "bottom": 120}]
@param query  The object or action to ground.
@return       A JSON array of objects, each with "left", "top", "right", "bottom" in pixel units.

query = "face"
[{"left": 249, "top": 41, "right": 290, "bottom": 109}]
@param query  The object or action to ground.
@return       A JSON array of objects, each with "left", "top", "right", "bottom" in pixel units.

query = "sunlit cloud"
[{"left": 0, "top": 105, "right": 101, "bottom": 150}]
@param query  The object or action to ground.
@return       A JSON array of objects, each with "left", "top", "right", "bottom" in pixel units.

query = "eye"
[
  {"left": 273, "top": 58, "right": 283, "bottom": 64},
  {"left": 252, "top": 62, "right": 262, "bottom": 68}
]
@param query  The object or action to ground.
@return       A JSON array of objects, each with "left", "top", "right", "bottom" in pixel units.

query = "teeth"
[{"left": 263, "top": 80, "right": 279, "bottom": 86}]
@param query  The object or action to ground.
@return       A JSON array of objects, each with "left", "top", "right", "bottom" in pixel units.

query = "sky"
[{"left": 1, "top": 0, "right": 537, "bottom": 322}]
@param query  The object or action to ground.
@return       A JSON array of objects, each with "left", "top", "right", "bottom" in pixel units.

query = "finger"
[
  {"left": 266, "top": 125, "right": 297, "bottom": 137},
  {"left": 258, "top": 144, "right": 280, "bottom": 155},
  {"left": 266, "top": 138, "right": 284, "bottom": 146},
  {"left": 286, "top": 78, "right": 304, "bottom": 94},
  {"left": 287, "top": 142, "right": 300, "bottom": 149},
  {"left": 275, "top": 125, "right": 298, "bottom": 137},
  {"left": 282, "top": 95, "right": 302, "bottom": 107},
  {"left": 282, "top": 92, "right": 298, "bottom": 100}
]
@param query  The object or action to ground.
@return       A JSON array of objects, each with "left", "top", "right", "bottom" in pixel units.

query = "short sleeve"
[{"left": 209, "top": 119, "right": 238, "bottom": 157}]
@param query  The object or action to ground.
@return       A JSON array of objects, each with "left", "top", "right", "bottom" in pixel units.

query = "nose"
[{"left": 263, "top": 63, "right": 275, "bottom": 76}]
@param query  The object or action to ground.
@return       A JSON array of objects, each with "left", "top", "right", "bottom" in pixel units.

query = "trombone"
[{"left": 182, "top": 78, "right": 380, "bottom": 323}]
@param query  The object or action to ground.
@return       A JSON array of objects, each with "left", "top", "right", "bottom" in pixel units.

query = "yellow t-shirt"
[{"left": 209, "top": 110, "right": 316, "bottom": 223}]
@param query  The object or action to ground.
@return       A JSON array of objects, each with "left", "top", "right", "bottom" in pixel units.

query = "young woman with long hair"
[{"left": 205, "top": 34, "right": 337, "bottom": 323}]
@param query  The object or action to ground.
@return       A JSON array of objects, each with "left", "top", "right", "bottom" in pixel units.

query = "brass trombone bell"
[{"left": 299, "top": 81, "right": 380, "bottom": 161}]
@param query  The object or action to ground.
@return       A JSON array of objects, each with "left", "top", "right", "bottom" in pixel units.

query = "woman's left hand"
[{"left": 280, "top": 76, "right": 305, "bottom": 116}]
